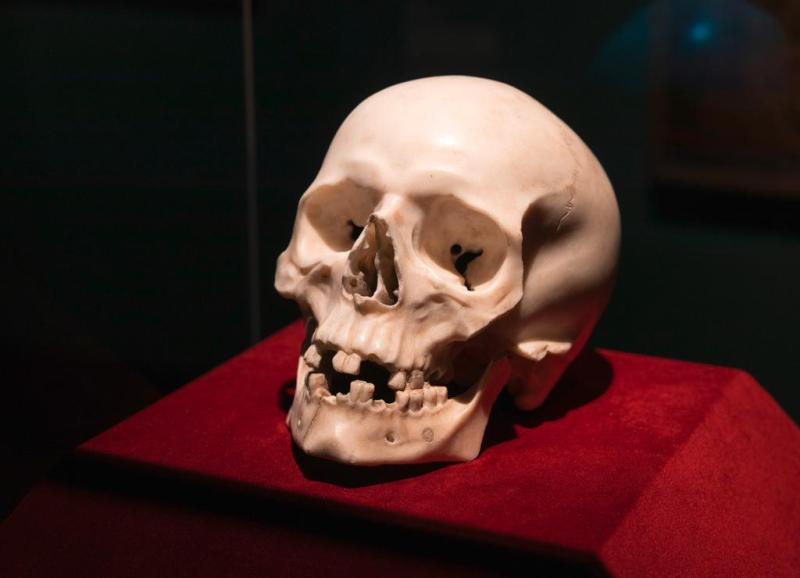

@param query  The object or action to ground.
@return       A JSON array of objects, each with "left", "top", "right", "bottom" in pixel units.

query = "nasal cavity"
[{"left": 342, "top": 217, "right": 399, "bottom": 305}]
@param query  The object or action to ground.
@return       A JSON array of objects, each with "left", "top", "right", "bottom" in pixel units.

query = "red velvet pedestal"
[{"left": 2, "top": 322, "right": 798, "bottom": 577}]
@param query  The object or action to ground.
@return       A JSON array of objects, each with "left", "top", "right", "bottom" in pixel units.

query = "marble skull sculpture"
[{"left": 275, "top": 76, "right": 620, "bottom": 465}]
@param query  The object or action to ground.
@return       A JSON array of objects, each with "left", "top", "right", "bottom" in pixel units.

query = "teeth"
[
  {"left": 349, "top": 380, "right": 374, "bottom": 402},
  {"left": 306, "top": 372, "right": 328, "bottom": 392},
  {"left": 423, "top": 385, "right": 436, "bottom": 408},
  {"left": 395, "top": 390, "right": 409, "bottom": 411},
  {"left": 300, "top": 355, "right": 452, "bottom": 411},
  {"left": 348, "top": 381, "right": 361, "bottom": 400},
  {"left": 362, "top": 382, "right": 375, "bottom": 401},
  {"left": 388, "top": 371, "right": 407, "bottom": 390},
  {"left": 344, "top": 353, "right": 362, "bottom": 374},
  {"left": 408, "top": 369, "right": 425, "bottom": 390},
  {"left": 409, "top": 390, "right": 424, "bottom": 411},
  {"left": 303, "top": 344, "right": 322, "bottom": 368},
  {"left": 332, "top": 350, "right": 346, "bottom": 372},
  {"left": 332, "top": 350, "right": 361, "bottom": 375}
]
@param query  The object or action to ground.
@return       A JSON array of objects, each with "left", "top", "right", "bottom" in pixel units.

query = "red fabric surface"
[
  {"left": 2, "top": 321, "right": 798, "bottom": 576},
  {"left": 1, "top": 478, "right": 561, "bottom": 578}
]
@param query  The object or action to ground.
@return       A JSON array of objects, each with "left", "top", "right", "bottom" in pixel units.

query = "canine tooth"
[
  {"left": 303, "top": 344, "right": 322, "bottom": 368},
  {"left": 423, "top": 385, "right": 436, "bottom": 408},
  {"left": 333, "top": 350, "right": 361, "bottom": 374},
  {"left": 408, "top": 369, "right": 425, "bottom": 390},
  {"left": 434, "top": 386, "right": 447, "bottom": 405},
  {"left": 307, "top": 372, "right": 328, "bottom": 392},
  {"left": 395, "top": 390, "right": 409, "bottom": 411},
  {"left": 409, "top": 390, "right": 424, "bottom": 411},
  {"left": 371, "top": 399, "right": 386, "bottom": 411},
  {"left": 388, "top": 371, "right": 407, "bottom": 390}
]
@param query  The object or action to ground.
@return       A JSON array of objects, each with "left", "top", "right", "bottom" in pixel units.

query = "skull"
[{"left": 275, "top": 76, "right": 619, "bottom": 465}]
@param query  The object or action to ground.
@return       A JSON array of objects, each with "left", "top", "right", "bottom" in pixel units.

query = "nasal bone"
[{"left": 342, "top": 216, "right": 399, "bottom": 305}]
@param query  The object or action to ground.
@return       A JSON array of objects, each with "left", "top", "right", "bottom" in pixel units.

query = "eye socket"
[
  {"left": 420, "top": 198, "right": 507, "bottom": 291},
  {"left": 300, "top": 183, "right": 379, "bottom": 252}
]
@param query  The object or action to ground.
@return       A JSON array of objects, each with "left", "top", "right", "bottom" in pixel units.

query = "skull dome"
[{"left": 275, "top": 76, "right": 620, "bottom": 465}]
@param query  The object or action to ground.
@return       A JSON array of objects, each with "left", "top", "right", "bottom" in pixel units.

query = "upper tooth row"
[{"left": 304, "top": 345, "right": 432, "bottom": 389}]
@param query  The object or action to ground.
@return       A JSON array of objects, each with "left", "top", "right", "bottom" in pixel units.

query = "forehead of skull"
[{"left": 314, "top": 76, "right": 577, "bottom": 227}]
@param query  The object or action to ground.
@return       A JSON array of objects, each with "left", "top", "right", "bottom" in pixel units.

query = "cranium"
[{"left": 275, "top": 76, "right": 619, "bottom": 465}]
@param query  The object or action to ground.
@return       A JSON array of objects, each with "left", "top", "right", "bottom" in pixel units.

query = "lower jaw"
[{"left": 287, "top": 356, "right": 511, "bottom": 465}]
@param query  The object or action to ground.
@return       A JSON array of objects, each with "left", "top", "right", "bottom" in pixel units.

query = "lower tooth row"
[{"left": 394, "top": 385, "right": 447, "bottom": 411}]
